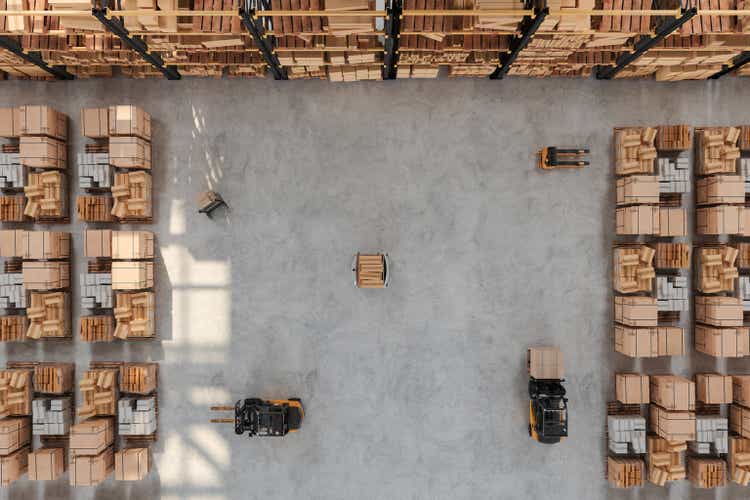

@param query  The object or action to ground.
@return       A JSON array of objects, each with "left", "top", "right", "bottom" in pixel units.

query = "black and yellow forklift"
[
  {"left": 527, "top": 347, "right": 568, "bottom": 444},
  {"left": 210, "top": 398, "right": 304, "bottom": 437},
  {"left": 537, "top": 147, "right": 590, "bottom": 170}
]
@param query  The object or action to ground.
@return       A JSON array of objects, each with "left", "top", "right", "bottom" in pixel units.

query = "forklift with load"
[
  {"left": 527, "top": 347, "right": 568, "bottom": 444},
  {"left": 210, "top": 398, "right": 304, "bottom": 437}
]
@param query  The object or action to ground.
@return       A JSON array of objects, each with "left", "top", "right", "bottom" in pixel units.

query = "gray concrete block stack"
[
  {"left": 80, "top": 272, "right": 112, "bottom": 309},
  {"left": 77, "top": 152, "right": 111, "bottom": 189},
  {"left": 118, "top": 397, "right": 156, "bottom": 436},
  {"left": 739, "top": 276, "right": 750, "bottom": 311},
  {"left": 608, "top": 415, "right": 646, "bottom": 455},
  {"left": 32, "top": 397, "right": 71, "bottom": 435},
  {"left": 656, "top": 275, "right": 689, "bottom": 312},
  {"left": 741, "top": 158, "right": 750, "bottom": 193},
  {"left": 0, "top": 273, "right": 25, "bottom": 309},
  {"left": 0, "top": 151, "right": 24, "bottom": 188},
  {"left": 690, "top": 416, "right": 728, "bottom": 455},
  {"left": 657, "top": 154, "right": 689, "bottom": 193}
]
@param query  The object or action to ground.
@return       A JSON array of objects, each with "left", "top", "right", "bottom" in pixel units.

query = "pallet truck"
[
  {"left": 537, "top": 147, "right": 590, "bottom": 170},
  {"left": 527, "top": 347, "right": 568, "bottom": 444},
  {"left": 210, "top": 398, "right": 304, "bottom": 437}
]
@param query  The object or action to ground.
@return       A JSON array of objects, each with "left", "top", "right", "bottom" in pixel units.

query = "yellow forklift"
[
  {"left": 537, "top": 147, "right": 589, "bottom": 170},
  {"left": 527, "top": 347, "right": 568, "bottom": 444},
  {"left": 210, "top": 398, "right": 304, "bottom": 437}
]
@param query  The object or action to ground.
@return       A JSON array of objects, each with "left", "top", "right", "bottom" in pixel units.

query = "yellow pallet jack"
[{"left": 538, "top": 147, "right": 590, "bottom": 170}]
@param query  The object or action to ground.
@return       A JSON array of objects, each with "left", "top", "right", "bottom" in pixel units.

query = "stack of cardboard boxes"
[
  {"left": 115, "top": 362, "right": 156, "bottom": 480},
  {"left": 0, "top": 106, "right": 68, "bottom": 222},
  {"left": 0, "top": 416, "right": 30, "bottom": 485},
  {"left": 695, "top": 296, "right": 747, "bottom": 357},
  {"left": 77, "top": 106, "right": 153, "bottom": 223},
  {"left": 68, "top": 418, "right": 114, "bottom": 486},
  {"left": 0, "top": 230, "right": 71, "bottom": 341},
  {"left": 687, "top": 373, "right": 731, "bottom": 488}
]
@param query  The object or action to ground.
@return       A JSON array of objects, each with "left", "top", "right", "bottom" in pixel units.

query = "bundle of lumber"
[
  {"left": 542, "top": 0, "right": 592, "bottom": 32},
  {"left": 614, "top": 127, "right": 657, "bottom": 175},
  {"left": 80, "top": 315, "right": 114, "bottom": 342},
  {"left": 738, "top": 243, "right": 750, "bottom": 268},
  {"left": 400, "top": 50, "right": 469, "bottom": 65},
  {"left": 448, "top": 64, "right": 497, "bottom": 76},
  {"left": 402, "top": 0, "right": 456, "bottom": 40},
  {"left": 120, "top": 363, "right": 157, "bottom": 394},
  {"left": 325, "top": 0, "right": 372, "bottom": 35},
  {"left": 26, "top": 292, "right": 68, "bottom": 339},
  {"left": 48, "top": 0, "right": 102, "bottom": 31},
  {"left": 114, "top": 292, "right": 155, "bottom": 339},
  {"left": 327, "top": 65, "right": 382, "bottom": 81},
  {"left": 689, "top": 458, "right": 727, "bottom": 488},
  {"left": 190, "top": 0, "right": 242, "bottom": 34},
  {"left": 598, "top": 0, "right": 652, "bottom": 33},
  {"left": 33, "top": 363, "right": 73, "bottom": 394},
  {"left": 696, "top": 127, "right": 741, "bottom": 175},
  {"left": 655, "top": 65, "right": 724, "bottom": 81},
  {"left": 607, "top": 456, "right": 644, "bottom": 488},
  {"left": 77, "top": 369, "right": 118, "bottom": 419},
  {"left": 77, "top": 195, "right": 114, "bottom": 222},
  {"left": 356, "top": 254, "right": 386, "bottom": 288},
  {"left": 696, "top": 246, "right": 738, "bottom": 293},
  {"left": 24, "top": 171, "right": 66, "bottom": 220},
  {"left": 740, "top": 125, "right": 750, "bottom": 151},
  {"left": 461, "top": 34, "right": 510, "bottom": 52},
  {"left": 656, "top": 125, "right": 691, "bottom": 151},
  {"left": 226, "top": 65, "right": 268, "bottom": 77},
  {"left": 397, "top": 65, "right": 440, "bottom": 78},
  {"left": 613, "top": 246, "right": 655, "bottom": 294},
  {"left": 612, "top": 65, "right": 657, "bottom": 78},
  {"left": 0, "top": 369, "right": 32, "bottom": 417},
  {"left": 730, "top": 436, "right": 750, "bottom": 485},
  {"left": 474, "top": 0, "right": 525, "bottom": 31},
  {"left": 585, "top": 33, "right": 632, "bottom": 48},
  {"left": 0, "top": 195, "right": 25, "bottom": 222},
  {"left": 655, "top": 243, "right": 690, "bottom": 269},
  {"left": 287, "top": 66, "right": 327, "bottom": 78},
  {"left": 681, "top": 0, "right": 736, "bottom": 35},
  {"left": 111, "top": 171, "right": 152, "bottom": 220},
  {"left": 271, "top": 0, "right": 325, "bottom": 35},
  {"left": 648, "top": 436, "right": 687, "bottom": 485},
  {"left": 0, "top": 316, "right": 27, "bottom": 342}
]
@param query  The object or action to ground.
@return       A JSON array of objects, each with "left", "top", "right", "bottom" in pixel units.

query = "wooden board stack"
[
  {"left": 656, "top": 125, "right": 692, "bottom": 151},
  {"left": 613, "top": 246, "right": 655, "bottom": 293},
  {"left": 325, "top": 0, "right": 372, "bottom": 35},
  {"left": 695, "top": 127, "right": 741, "bottom": 175},
  {"left": 655, "top": 243, "right": 690, "bottom": 269},
  {"left": 356, "top": 253, "right": 386, "bottom": 288},
  {"left": 695, "top": 246, "right": 739, "bottom": 293},
  {"left": 474, "top": 0, "right": 525, "bottom": 31},
  {"left": 77, "top": 369, "right": 118, "bottom": 419},
  {"left": 614, "top": 127, "right": 657, "bottom": 175}
]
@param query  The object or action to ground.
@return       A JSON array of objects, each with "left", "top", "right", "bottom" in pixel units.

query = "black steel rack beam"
[
  {"left": 489, "top": 6, "right": 548, "bottom": 80},
  {"left": 92, "top": 8, "right": 181, "bottom": 80},
  {"left": 709, "top": 51, "right": 750, "bottom": 79},
  {"left": 0, "top": 36, "right": 74, "bottom": 80},
  {"left": 382, "top": 0, "right": 403, "bottom": 80},
  {"left": 595, "top": 7, "right": 697, "bottom": 80},
  {"left": 240, "top": 8, "right": 287, "bottom": 80}
]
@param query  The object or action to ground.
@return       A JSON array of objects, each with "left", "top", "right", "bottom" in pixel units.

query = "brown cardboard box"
[
  {"left": 0, "top": 108, "right": 20, "bottom": 138},
  {"left": 695, "top": 296, "right": 744, "bottom": 327},
  {"left": 615, "top": 206, "right": 659, "bottom": 235},
  {"left": 84, "top": 229, "right": 112, "bottom": 258},
  {"left": 69, "top": 419, "right": 114, "bottom": 456},
  {"left": 696, "top": 373, "right": 733, "bottom": 404},
  {"left": 112, "top": 261, "right": 154, "bottom": 290},
  {"left": 651, "top": 375, "right": 695, "bottom": 411},
  {"left": 696, "top": 175, "right": 746, "bottom": 205},
  {"left": 20, "top": 231, "right": 70, "bottom": 260},
  {"left": 115, "top": 448, "right": 149, "bottom": 480},
  {"left": 614, "top": 325, "right": 657, "bottom": 357},
  {"left": 657, "top": 326, "right": 685, "bottom": 356},
  {"left": 111, "top": 231, "right": 154, "bottom": 260},
  {"left": 733, "top": 376, "right": 750, "bottom": 406},
  {"left": 658, "top": 207, "right": 687, "bottom": 237},
  {"left": 527, "top": 346, "right": 563, "bottom": 379},
  {"left": 614, "top": 296, "right": 658, "bottom": 327},
  {"left": 0, "top": 446, "right": 28, "bottom": 485},
  {"left": 0, "top": 229, "right": 25, "bottom": 257},
  {"left": 22, "top": 262, "right": 70, "bottom": 290},
  {"left": 649, "top": 404, "right": 696, "bottom": 441},
  {"left": 697, "top": 205, "right": 745, "bottom": 235},
  {"left": 616, "top": 373, "right": 649, "bottom": 404},
  {"left": 19, "top": 136, "right": 67, "bottom": 170},
  {"left": 616, "top": 176, "right": 659, "bottom": 206},
  {"left": 695, "top": 324, "right": 750, "bottom": 357},
  {"left": 109, "top": 137, "right": 152, "bottom": 169},
  {"left": 28, "top": 448, "right": 65, "bottom": 480},
  {"left": 18, "top": 105, "right": 67, "bottom": 141},
  {"left": 731, "top": 404, "right": 750, "bottom": 439},
  {"left": 81, "top": 108, "right": 109, "bottom": 139},
  {"left": 108, "top": 105, "right": 151, "bottom": 140},
  {"left": 69, "top": 447, "right": 114, "bottom": 486},
  {"left": 0, "top": 418, "right": 31, "bottom": 455}
]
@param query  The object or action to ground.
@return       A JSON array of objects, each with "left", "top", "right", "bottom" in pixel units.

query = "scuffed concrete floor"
[{"left": 1, "top": 76, "right": 750, "bottom": 500}]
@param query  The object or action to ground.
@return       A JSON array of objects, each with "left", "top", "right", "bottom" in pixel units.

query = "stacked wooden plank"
[
  {"left": 190, "top": 0, "right": 242, "bottom": 34},
  {"left": 597, "top": 0, "right": 652, "bottom": 33},
  {"left": 398, "top": 65, "right": 440, "bottom": 78},
  {"left": 448, "top": 64, "right": 497, "bottom": 76},
  {"left": 655, "top": 243, "right": 690, "bottom": 269},
  {"left": 120, "top": 364, "right": 158, "bottom": 395},
  {"left": 474, "top": 0, "right": 525, "bottom": 31},
  {"left": 77, "top": 369, "right": 118, "bottom": 419},
  {"left": 114, "top": 292, "right": 155, "bottom": 339},
  {"left": 647, "top": 436, "right": 688, "bottom": 485},
  {"left": 730, "top": 435, "right": 750, "bottom": 485},
  {"left": 0, "top": 369, "right": 32, "bottom": 418},
  {"left": 543, "top": 0, "right": 593, "bottom": 32},
  {"left": 33, "top": 363, "right": 73, "bottom": 394},
  {"left": 271, "top": 0, "right": 325, "bottom": 35},
  {"left": 695, "top": 246, "right": 738, "bottom": 294},
  {"left": 402, "top": 0, "right": 457, "bottom": 41},
  {"left": 325, "top": 0, "right": 372, "bottom": 35},
  {"left": 656, "top": 125, "right": 691, "bottom": 151},
  {"left": 689, "top": 458, "right": 727, "bottom": 488},
  {"left": 613, "top": 246, "right": 655, "bottom": 293},
  {"left": 327, "top": 65, "right": 382, "bottom": 81},
  {"left": 696, "top": 127, "right": 741, "bottom": 175},
  {"left": 607, "top": 456, "right": 644, "bottom": 488},
  {"left": 356, "top": 254, "right": 386, "bottom": 288},
  {"left": 0, "top": 316, "right": 26, "bottom": 341},
  {"left": 80, "top": 316, "right": 114, "bottom": 342},
  {"left": 614, "top": 127, "right": 657, "bottom": 175},
  {"left": 682, "top": 0, "right": 737, "bottom": 35},
  {"left": 26, "top": 292, "right": 68, "bottom": 339}
]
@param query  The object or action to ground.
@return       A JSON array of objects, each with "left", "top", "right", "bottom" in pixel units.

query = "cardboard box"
[
  {"left": 69, "top": 419, "right": 114, "bottom": 456},
  {"left": 658, "top": 207, "right": 687, "bottom": 237},
  {"left": 731, "top": 404, "right": 750, "bottom": 439},
  {"left": 733, "top": 376, "right": 750, "bottom": 406},
  {"left": 696, "top": 374, "right": 733, "bottom": 404},
  {"left": 695, "top": 324, "right": 750, "bottom": 357},
  {"left": 650, "top": 375, "right": 695, "bottom": 411},
  {"left": 22, "top": 261, "right": 70, "bottom": 290},
  {"left": 0, "top": 446, "right": 28, "bottom": 485},
  {"left": 615, "top": 325, "right": 657, "bottom": 357},
  {"left": 0, "top": 418, "right": 31, "bottom": 455},
  {"left": 19, "top": 136, "right": 66, "bottom": 169},
  {"left": 81, "top": 108, "right": 109, "bottom": 139},
  {"left": 20, "top": 231, "right": 70, "bottom": 260},
  {"left": 108, "top": 105, "right": 151, "bottom": 140},
  {"left": 28, "top": 447, "right": 65, "bottom": 481},
  {"left": 616, "top": 373, "right": 649, "bottom": 404},
  {"left": 111, "top": 231, "right": 154, "bottom": 260},
  {"left": 0, "top": 107, "right": 20, "bottom": 138},
  {"left": 0, "top": 229, "right": 25, "bottom": 258},
  {"left": 84, "top": 229, "right": 113, "bottom": 258},
  {"left": 697, "top": 175, "right": 746, "bottom": 205},
  {"left": 112, "top": 261, "right": 154, "bottom": 290},
  {"left": 616, "top": 176, "right": 659, "bottom": 206},
  {"left": 656, "top": 326, "right": 685, "bottom": 356},
  {"left": 697, "top": 205, "right": 745, "bottom": 235},
  {"left": 614, "top": 296, "right": 658, "bottom": 327},
  {"left": 527, "top": 346, "right": 563, "bottom": 380},
  {"left": 69, "top": 447, "right": 114, "bottom": 486},
  {"left": 649, "top": 404, "right": 696, "bottom": 441},
  {"left": 616, "top": 206, "right": 659, "bottom": 235},
  {"left": 115, "top": 448, "right": 149, "bottom": 480},
  {"left": 695, "top": 296, "right": 744, "bottom": 327},
  {"left": 109, "top": 136, "right": 151, "bottom": 169},
  {"left": 18, "top": 105, "right": 67, "bottom": 141}
]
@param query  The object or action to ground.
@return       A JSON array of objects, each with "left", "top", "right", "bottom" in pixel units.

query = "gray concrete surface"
[{"left": 1, "top": 76, "right": 750, "bottom": 500}]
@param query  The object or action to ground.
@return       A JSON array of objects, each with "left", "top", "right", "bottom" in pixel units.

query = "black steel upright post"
[
  {"left": 382, "top": 0, "right": 403, "bottom": 80},
  {"left": 709, "top": 51, "right": 750, "bottom": 79},
  {"left": 92, "top": 8, "right": 181, "bottom": 80},
  {"left": 595, "top": 7, "right": 697, "bottom": 80},
  {"left": 489, "top": 2, "right": 548, "bottom": 80},
  {"left": 0, "top": 36, "right": 75, "bottom": 80},
  {"left": 239, "top": 8, "right": 287, "bottom": 80}
]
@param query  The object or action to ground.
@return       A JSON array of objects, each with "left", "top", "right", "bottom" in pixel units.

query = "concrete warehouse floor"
[{"left": 1, "top": 77, "right": 750, "bottom": 500}]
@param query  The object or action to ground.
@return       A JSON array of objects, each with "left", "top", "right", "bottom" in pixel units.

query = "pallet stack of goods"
[
  {"left": 0, "top": 106, "right": 68, "bottom": 222},
  {"left": 77, "top": 106, "right": 152, "bottom": 223},
  {"left": 731, "top": 376, "right": 750, "bottom": 485},
  {"left": 355, "top": 253, "right": 387, "bottom": 288},
  {"left": 607, "top": 374, "right": 647, "bottom": 488},
  {"left": 0, "top": 367, "right": 32, "bottom": 485},
  {"left": 687, "top": 373, "right": 731, "bottom": 488},
  {"left": 0, "top": 230, "right": 71, "bottom": 341}
]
